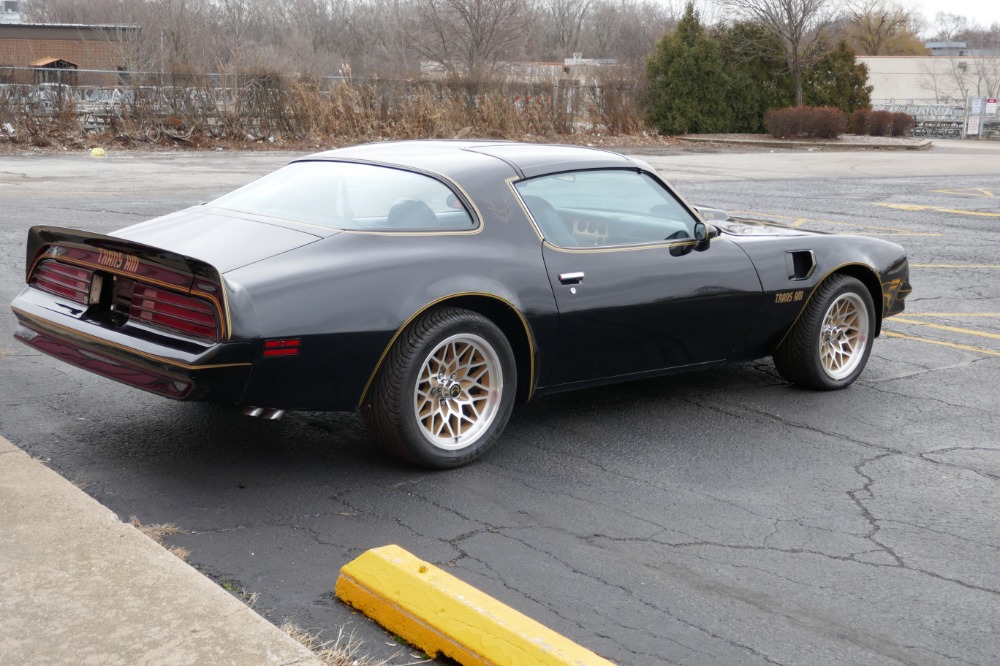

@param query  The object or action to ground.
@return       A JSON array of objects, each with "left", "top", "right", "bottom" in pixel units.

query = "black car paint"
[
  {"left": 10, "top": 141, "right": 911, "bottom": 413},
  {"left": 539, "top": 238, "right": 764, "bottom": 387}
]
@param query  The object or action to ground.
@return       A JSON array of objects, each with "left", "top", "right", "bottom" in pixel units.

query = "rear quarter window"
[{"left": 210, "top": 161, "right": 475, "bottom": 231}]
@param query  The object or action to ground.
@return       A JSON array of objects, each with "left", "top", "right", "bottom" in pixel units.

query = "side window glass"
[
  {"left": 514, "top": 170, "right": 699, "bottom": 247},
  {"left": 211, "top": 162, "right": 475, "bottom": 231}
]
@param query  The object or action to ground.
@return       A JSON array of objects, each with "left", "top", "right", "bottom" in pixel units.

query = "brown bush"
[
  {"left": 890, "top": 112, "right": 915, "bottom": 137},
  {"left": 228, "top": 76, "right": 582, "bottom": 141},
  {"left": 765, "top": 106, "right": 846, "bottom": 140},
  {"left": 848, "top": 109, "right": 869, "bottom": 134},
  {"left": 764, "top": 107, "right": 800, "bottom": 138},
  {"left": 586, "top": 66, "right": 646, "bottom": 135},
  {"left": 0, "top": 81, "right": 82, "bottom": 146},
  {"left": 810, "top": 107, "right": 847, "bottom": 138},
  {"left": 846, "top": 108, "right": 914, "bottom": 136},
  {"left": 866, "top": 110, "right": 892, "bottom": 136}
]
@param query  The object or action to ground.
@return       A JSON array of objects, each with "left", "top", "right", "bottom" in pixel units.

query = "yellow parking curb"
[{"left": 335, "top": 544, "right": 616, "bottom": 666}]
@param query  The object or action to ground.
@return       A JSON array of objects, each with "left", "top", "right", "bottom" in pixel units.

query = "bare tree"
[
  {"left": 580, "top": 0, "right": 674, "bottom": 63},
  {"left": 929, "top": 11, "right": 969, "bottom": 42},
  {"left": 153, "top": 0, "right": 212, "bottom": 71},
  {"left": 844, "top": 0, "right": 924, "bottom": 55},
  {"left": 25, "top": 0, "right": 679, "bottom": 76},
  {"left": 209, "top": 0, "right": 269, "bottom": 66},
  {"left": 542, "top": 0, "right": 592, "bottom": 57},
  {"left": 412, "top": 0, "right": 533, "bottom": 78},
  {"left": 720, "top": 0, "right": 836, "bottom": 105},
  {"left": 339, "top": 0, "right": 417, "bottom": 76},
  {"left": 925, "top": 13, "right": 1000, "bottom": 101},
  {"left": 282, "top": 0, "right": 340, "bottom": 55}
]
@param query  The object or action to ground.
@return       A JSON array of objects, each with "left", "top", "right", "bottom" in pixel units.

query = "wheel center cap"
[{"left": 449, "top": 384, "right": 461, "bottom": 398}]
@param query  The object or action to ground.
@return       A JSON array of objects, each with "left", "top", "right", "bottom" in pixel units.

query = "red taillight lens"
[
  {"left": 31, "top": 260, "right": 95, "bottom": 304},
  {"left": 263, "top": 339, "right": 300, "bottom": 357},
  {"left": 130, "top": 285, "right": 219, "bottom": 342}
]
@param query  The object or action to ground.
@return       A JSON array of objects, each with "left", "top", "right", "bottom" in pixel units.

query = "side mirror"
[{"left": 694, "top": 221, "right": 708, "bottom": 242}]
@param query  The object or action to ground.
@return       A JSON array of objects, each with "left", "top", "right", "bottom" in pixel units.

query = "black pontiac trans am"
[{"left": 10, "top": 141, "right": 911, "bottom": 468}]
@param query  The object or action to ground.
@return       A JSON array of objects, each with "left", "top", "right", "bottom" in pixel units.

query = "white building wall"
[{"left": 859, "top": 56, "right": 995, "bottom": 104}]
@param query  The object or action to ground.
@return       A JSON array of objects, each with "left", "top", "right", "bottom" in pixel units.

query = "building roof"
[
  {"left": 925, "top": 41, "right": 967, "bottom": 49},
  {"left": 4, "top": 22, "right": 139, "bottom": 30},
  {"left": 30, "top": 56, "right": 79, "bottom": 68}
]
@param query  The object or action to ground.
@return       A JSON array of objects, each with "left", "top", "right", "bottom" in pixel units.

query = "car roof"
[{"left": 300, "top": 140, "right": 637, "bottom": 181}]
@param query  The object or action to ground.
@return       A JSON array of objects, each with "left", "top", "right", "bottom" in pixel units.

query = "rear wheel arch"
[
  {"left": 362, "top": 306, "right": 517, "bottom": 467},
  {"left": 359, "top": 293, "right": 536, "bottom": 407},
  {"left": 444, "top": 295, "right": 536, "bottom": 404}
]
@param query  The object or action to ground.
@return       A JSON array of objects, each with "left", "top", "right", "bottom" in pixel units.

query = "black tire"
[
  {"left": 773, "top": 275, "right": 876, "bottom": 390},
  {"left": 361, "top": 307, "right": 516, "bottom": 468}
]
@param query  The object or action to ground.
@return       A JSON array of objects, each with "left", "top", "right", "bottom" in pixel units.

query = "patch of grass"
[
  {"left": 218, "top": 578, "right": 260, "bottom": 608},
  {"left": 129, "top": 516, "right": 190, "bottom": 561},
  {"left": 281, "top": 623, "right": 430, "bottom": 666}
]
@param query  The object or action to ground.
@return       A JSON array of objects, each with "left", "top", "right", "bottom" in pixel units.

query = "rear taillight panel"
[
  {"left": 129, "top": 284, "right": 219, "bottom": 342},
  {"left": 28, "top": 252, "right": 221, "bottom": 344},
  {"left": 30, "top": 259, "right": 99, "bottom": 305}
]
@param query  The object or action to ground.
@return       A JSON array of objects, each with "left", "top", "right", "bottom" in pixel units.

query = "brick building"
[{"left": 0, "top": 23, "right": 139, "bottom": 85}]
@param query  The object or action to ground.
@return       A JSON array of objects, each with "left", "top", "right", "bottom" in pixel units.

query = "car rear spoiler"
[
  {"left": 26, "top": 225, "right": 223, "bottom": 292},
  {"left": 26, "top": 226, "right": 231, "bottom": 339}
]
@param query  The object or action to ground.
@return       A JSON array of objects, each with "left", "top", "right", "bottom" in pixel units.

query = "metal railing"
[{"left": 872, "top": 100, "right": 1000, "bottom": 139}]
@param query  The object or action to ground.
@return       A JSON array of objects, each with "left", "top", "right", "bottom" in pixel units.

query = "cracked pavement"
[{"left": 2, "top": 145, "right": 999, "bottom": 665}]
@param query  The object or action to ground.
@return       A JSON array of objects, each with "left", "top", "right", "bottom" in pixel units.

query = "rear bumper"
[{"left": 12, "top": 290, "right": 253, "bottom": 403}]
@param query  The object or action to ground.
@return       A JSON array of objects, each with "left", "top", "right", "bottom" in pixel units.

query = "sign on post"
[
  {"left": 965, "top": 97, "right": 986, "bottom": 139},
  {"left": 987, "top": 98, "right": 998, "bottom": 115}
]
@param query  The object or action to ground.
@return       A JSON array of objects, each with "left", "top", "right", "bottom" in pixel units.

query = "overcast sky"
[
  {"left": 916, "top": 0, "right": 1000, "bottom": 30},
  {"left": 696, "top": 0, "right": 1000, "bottom": 33}
]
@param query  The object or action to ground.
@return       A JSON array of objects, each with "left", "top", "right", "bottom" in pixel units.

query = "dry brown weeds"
[
  {"left": 129, "top": 516, "right": 190, "bottom": 561},
  {"left": 0, "top": 72, "right": 665, "bottom": 153},
  {"left": 281, "top": 622, "right": 429, "bottom": 666}
]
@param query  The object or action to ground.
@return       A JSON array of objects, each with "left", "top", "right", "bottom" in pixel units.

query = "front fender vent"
[{"left": 785, "top": 250, "right": 816, "bottom": 281}]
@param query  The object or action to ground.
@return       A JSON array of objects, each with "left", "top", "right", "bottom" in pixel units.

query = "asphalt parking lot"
[{"left": 2, "top": 142, "right": 1000, "bottom": 665}]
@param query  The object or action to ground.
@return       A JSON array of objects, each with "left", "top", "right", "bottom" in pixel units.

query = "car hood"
[
  {"left": 112, "top": 206, "right": 326, "bottom": 273},
  {"left": 715, "top": 217, "right": 830, "bottom": 237}
]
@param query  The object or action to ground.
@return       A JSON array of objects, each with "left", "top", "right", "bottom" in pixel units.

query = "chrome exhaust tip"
[
  {"left": 261, "top": 408, "right": 285, "bottom": 421},
  {"left": 242, "top": 406, "right": 264, "bottom": 417}
]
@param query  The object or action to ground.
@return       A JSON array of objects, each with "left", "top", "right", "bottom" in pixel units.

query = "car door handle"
[{"left": 558, "top": 271, "right": 585, "bottom": 285}]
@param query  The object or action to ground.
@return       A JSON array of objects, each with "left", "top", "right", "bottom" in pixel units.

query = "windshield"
[{"left": 210, "top": 161, "right": 475, "bottom": 231}]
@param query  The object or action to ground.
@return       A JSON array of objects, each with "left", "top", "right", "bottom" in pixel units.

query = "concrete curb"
[
  {"left": 0, "top": 436, "right": 322, "bottom": 666},
  {"left": 677, "top": 135, "right": 933, "bottom": 151},
  {"left": 336, "top": 544, "right": 616, "bottom": 666}
]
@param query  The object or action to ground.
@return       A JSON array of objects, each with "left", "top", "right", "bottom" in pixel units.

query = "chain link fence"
[{"left": 0, "top": 67, "right": 646, "bottom": 143}]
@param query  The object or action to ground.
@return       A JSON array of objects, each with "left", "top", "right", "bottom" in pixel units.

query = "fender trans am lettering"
[{"left": 775, "top": 290, "right": 805, "bottom": 304}]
